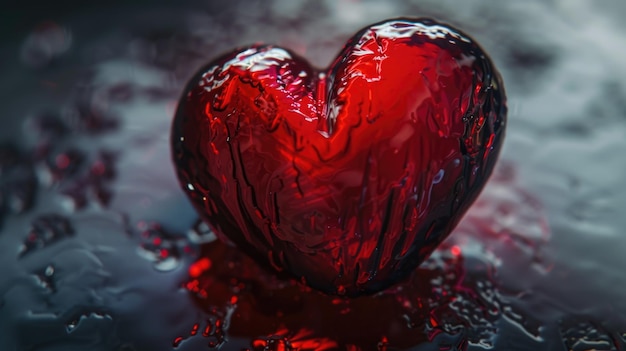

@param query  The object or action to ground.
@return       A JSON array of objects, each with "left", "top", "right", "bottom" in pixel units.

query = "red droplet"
[
  {"left": 172, "top": 336, "right": 183, "bottom": 347},
  {"left": 203, "top": 324, "right": 212, "bottom": 337},
  {"left": 451, "top": 245, "right": 462, "bottom": 257},
  {"left": 190, "top": 323, "right": 199, "bottom": 336},
  {"left": 189, "top": 257, "right": 212, "bottom": 278},
  {"left": 173, "top": 18, "right": 506, "bottom": 296}
]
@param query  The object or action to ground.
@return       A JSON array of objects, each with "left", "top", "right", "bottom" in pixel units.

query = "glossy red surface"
[{"left": 172, "top": 18, "right": 506, "bottom": 296}]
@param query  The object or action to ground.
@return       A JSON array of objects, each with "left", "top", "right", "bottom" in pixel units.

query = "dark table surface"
[{"left": 1, "top": 1, "right": 625, "bottom": 350}]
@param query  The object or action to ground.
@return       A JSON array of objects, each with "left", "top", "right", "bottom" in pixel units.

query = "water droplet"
[
  {"left": 46, "top": 150, "right": 118, "bottom": 210},
  {"left": 42, "top": 148, "right": 85, "bottom": 185},
  {"left": 187, "top": 219, "right": 217, "bottom": 244},
  {"left": 19, "top": 214, "right": 74, "bottom": 258},
  {"left": 33, "top": 264, "right": 56, "bottom": 292},
  {"left": 560, "top": 319, "right": 620, "bottom": 351},
  {"left": 64, "top": 312, "right": 113, "bottom": 334},
  {"left": 136, "top": 222, "right": 193, "bottom": 271}
]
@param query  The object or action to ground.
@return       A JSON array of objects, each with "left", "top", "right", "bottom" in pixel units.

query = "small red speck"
[
  {"left": 190, "top": 323, "right": 199, "bottom": 336},
  {"left": 186, "top": 279, "right": 199, "bottom": 291},
  {"left": 251, "top": 339, "right": 267, "bottom": 348},
  {"left": 254, "top": 209, "right": 263, "bottom": 219},
  {"left": 229, "top": 295, "right": 238, "bottom": 305},
  {"left": 203, "top": 324, "right": 212, "bottom": 337},
  {"left": 55, "top": 154, "right": 70, "bottom": 169},
  {"left": 159, "top": 249, "right": 169, "bottom": 258},
  {"left": 172, "top": 336, "right": 183, "bottom": 347},
  {"left": 451, "top": 245, "right": 461, "bottom": 257},
  {"left": 153, "top": 237, "right": 162, "bottom": 246},
  {"left": 189, "top": 258, "right": 212, "bottom": 278}
]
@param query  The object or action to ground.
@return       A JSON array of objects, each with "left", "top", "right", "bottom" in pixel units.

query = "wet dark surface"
[{"left": 1, "top": 1, "right": 625, "bottom": 350}]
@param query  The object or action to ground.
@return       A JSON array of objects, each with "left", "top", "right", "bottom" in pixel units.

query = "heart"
[{"left": 172, "top": 18, "right": 506, "bottom": 296}]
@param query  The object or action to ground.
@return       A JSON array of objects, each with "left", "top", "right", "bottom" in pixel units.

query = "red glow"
[
  {"left": 289, "top": 328, "right": 338, "bottom": 351},
  {"left": 451, "top": 245, "right": 462, "bottom": 257},
  {"left": 172, "top": 336, "right": 183, "bottom": 347},
  {"left": 190, "top": 323, "right": 199, "bottom": 335},
  {"left": 253, "top": 328, "right": 339, "bottom": 351},
  {"left": 429, "top": 316, "right": 439, "bottom": 328},
  {"left": 378, "top": 336, "right": 389, "bottom": 351},
  {"left": 173, "top": 19, "right": 506, "bottom": 296},
  {"left": 185, "top": 279, "right": 199, "bottom": 292},
  {"left": 189, "top": 257, "right": 212, "bottom": 278}
]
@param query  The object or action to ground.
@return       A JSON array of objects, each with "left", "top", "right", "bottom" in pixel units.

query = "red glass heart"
[{"left": 172, "top": 18, "right": 506, "bottom": 296}]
